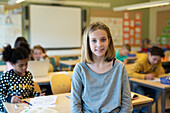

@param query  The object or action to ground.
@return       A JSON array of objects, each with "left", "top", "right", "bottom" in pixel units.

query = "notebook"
[{"left": 27, "top": 60, "right": 49, "bottom": 78}]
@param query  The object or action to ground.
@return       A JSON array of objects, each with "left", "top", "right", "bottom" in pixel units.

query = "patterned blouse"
[{"left": 0, "top": 69, "right": 39, "bottom": 112}]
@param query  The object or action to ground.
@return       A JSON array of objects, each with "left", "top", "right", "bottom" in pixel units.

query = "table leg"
[
  {"left": 147, "top": 104, "right": 152, "bottom": 113},
  {"left": 155, "top": 100, "right": 158, "bottom": 113},
  {"left": 162, "top": 90, "right": 166, "bottom": 113}
]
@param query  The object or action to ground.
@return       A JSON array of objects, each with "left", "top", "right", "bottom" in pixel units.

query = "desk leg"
[
  {"left": 162, "top": 90, "right": 166, "bottom": 113},
  {"left": 155, "top": 100, "right": 158, "bottom": 113},
  {"left": 147, "top": 104, "right": 152, "bottom": 113}
]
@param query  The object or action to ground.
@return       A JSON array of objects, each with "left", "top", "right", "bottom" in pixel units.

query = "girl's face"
[
  {"left": 12, "top": 58, "right": 28, "bottom": 76},
  {"left": 89, "top": 29, "right": 110, "bottom": 58},
  {"left": 33, "top": 49, "right": 43, "bottom": 61}
]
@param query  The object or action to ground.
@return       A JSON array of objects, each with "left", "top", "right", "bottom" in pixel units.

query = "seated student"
[
  {"left": 127, "top": 46, "right": 166, "bottom": 113},
  {"left": 6, "top": 37, "right": 32, "bottom": 72},
  {"left": 32, "top": 45, "right": 53, "bottom": 72},
  {"left": 32, "top": 45, "right": 48, "bottom": 61},
  {"left": 0, "top": 45, "right": 41, "bottom": 113},
  {"left": 116, "top": 44, "right": 131, "bottom": 64},
  {"left": 71, "top": 22, "right": 132, "bottom": 112}
]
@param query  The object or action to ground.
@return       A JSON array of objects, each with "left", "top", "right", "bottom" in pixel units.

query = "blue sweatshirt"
[{"left": 71, "top": 60, "right": 133, "bottom": 113}]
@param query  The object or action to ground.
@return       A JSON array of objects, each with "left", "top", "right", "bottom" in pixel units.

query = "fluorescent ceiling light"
[
  {"left": 9, "top": 0, "right": 110, "bottom": 8},
  {"left": 113, "top": 0, "right": 170, "bottom": 11},
  {"left": 8, "top": 0, "right": 24, "bottom": 5},
  {"left": 16, "top": 0, "right": 24, "bottom": 3}
]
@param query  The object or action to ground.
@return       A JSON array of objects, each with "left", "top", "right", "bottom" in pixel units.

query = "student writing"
[
  {"left": 0, "top": 45, "right": 40, "bottom": 112},
  {"left": 127, "top": 46, "right": 166, "bottom": 113},
  {"left": 70, "top": 22, "right": 133, "bottom": 113}
]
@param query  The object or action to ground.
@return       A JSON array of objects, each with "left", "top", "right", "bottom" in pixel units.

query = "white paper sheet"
[
  {"left": 148, "top": 78, "right": 160, "bottom": 82},
  {"left": 30, "top": 96, "right": 57, "bottom": 108}
]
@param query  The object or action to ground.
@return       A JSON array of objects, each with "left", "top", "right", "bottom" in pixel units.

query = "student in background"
[
  {"left": 32, "top": 45, "right": 48, "bottom": 61},
  {"left": 6, "top": 37, "right": 32, "bottom": 72},
  {"left": 0, "top": 45, "right": 40, "bottom": 112},
  {"left": 71, "top": 22, "right": 132, "bottom": 112},
  {"left": 32, "top": 45, "right": 53, "bottom": 72},
  {"left": 116, "top": 44, "right": 131, "bottom": 64},
  {"left": 128, "top": 46, "right": 165, "bottom": 113}
]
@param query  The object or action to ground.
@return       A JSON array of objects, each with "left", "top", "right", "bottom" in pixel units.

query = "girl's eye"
[
  {"left": 92, "top": 39, "right": 96, "bottom": 43},
  {"left": 101, "top": 38, "right": 106, "bottom": 42}
]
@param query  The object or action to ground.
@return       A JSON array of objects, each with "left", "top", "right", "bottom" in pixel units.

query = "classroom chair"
[
  {"left": 49, "top": 56, "right": 60, "bottom": 71},
  {"left": 34, "top": 82, "right": 41, "bottom": 93},
  {"left": 50, "top": 74, "right": 71, "bottom": 94}
]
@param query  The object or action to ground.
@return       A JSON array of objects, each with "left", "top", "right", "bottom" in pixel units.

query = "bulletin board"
[
  {"left": 0, "top": 4, "right": 22, "bottom": 49},
  {"left": 157, "top": 11, "right": 170, "bottom": 37},
  {"left": 90, "top": 9, "right": 142, "bottom": 47},
  {"left": 0, "top": 14, "right": 22, "bottom": 49},
  {"left": 90, "top": 9, "right": 123, "bottom": 46}
]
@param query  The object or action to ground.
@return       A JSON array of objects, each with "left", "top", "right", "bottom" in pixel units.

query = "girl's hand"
[
  {"left": 40, "top": 93, "right": 45, "bottom": 96},
  {"left": 11, "top": 96, "right": 22, "bottom": 103}
]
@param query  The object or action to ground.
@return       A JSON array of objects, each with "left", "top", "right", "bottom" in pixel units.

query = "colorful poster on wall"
[
  {"left": 90, "top": 17, "right": 123, "bottom": 46},
  {"left": 0, "top": 14, "right": 22, "bottom": 48},
  {"left": 123, "top": 11, "right": 142, "bottom": 46}
]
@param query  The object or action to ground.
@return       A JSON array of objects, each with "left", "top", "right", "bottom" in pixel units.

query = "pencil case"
[{"left": 160, "top": 76, "right": 170, "bottom": 85}]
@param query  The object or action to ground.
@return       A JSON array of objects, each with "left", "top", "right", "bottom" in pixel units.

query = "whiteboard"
[{"left": 29, "top": 5, "right": 81, "bottom": 48}]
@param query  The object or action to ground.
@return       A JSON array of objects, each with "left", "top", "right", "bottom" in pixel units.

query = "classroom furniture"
[
  {"left": 0, "top": 65, "right": 6, "bottom": 73},
  {"left": 3, "top": 92, "right": 153, "bottom": 113},
  {"left": 127, "top": 57, "right": 137, "bottom": 64},
  {"left": 49, "top": 55, "right": 60, "bottom": 71},
  {"left": 34, "top": 82, "right": 41, "bottom": 93},
  {"left": 129, "top": 77, "right": 170, "bottom": 113},
  {"left": 132, "top": 92, "right": 153, "bottom": 113},
  {"left": 34, "top": 71, "right": 73, "bottom": 85},
  {"left": 59, "top": 60, "right": 79, "bottom": 71},
  {"left": 50, "top": 74, "right": 71, "bottom": 94}
]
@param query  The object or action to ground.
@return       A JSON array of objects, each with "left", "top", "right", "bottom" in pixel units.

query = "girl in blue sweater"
[{"left": 71, "top": 22, "right": 133, "bottom": 113}]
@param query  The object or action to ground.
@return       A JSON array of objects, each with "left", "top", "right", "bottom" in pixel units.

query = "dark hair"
[
  {"left": 2, "top": 44, "right": 29, "bottom": 64},
  {"left": 123, "top": 44, "right": 131, "bottom": 51},
  {"left": 14, "top": 37, "right": 27, "bottom": 48},
  {"left": 150, "top": 46, "right": 165, "bottom": 58}
]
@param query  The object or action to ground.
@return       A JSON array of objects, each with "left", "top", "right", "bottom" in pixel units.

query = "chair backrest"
[
  {"left": 34, "top": 82, "right": 41, "bottom": 93},
  {"left": 50, "top": 74, "right": 71, "bottom": 94},
  {"left": 165, "top": 50, "right": 170, "bottom": 57},
  {"left": 54, "top": 55, "right": 60, "bottom": 66}
]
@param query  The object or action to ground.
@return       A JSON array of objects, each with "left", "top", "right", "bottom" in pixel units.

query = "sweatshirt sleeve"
[
  {"left": 119, "top": 66, "right": 133, "bottom": 113},
  {"left": 70, "top": 64, "right": 83, "bottom": 113},
  {"left": 127, "top": 62, "right": 146, "bottom": 79},
  {"left": 151, "top": 62, "right": 165, "bottom": 77}
]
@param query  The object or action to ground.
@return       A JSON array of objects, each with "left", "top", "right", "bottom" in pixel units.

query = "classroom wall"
[
  {"left": 1, "top": 0, "right": 166, "bottom": 54},
  {"left": 149, "top": 5, "right": 170, "bottom": 44}
]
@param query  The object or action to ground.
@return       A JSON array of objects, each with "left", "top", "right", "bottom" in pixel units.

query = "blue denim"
[{"left": 132, "top": 83, "right": 161, "bottom": 113}]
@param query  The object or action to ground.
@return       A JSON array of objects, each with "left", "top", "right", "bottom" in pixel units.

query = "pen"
[
  {"left": 65, "top": 95, "right": 70, "bottom": 99},
  {"left": 23, "top": 100, "right": 32, "bottom": 106}
]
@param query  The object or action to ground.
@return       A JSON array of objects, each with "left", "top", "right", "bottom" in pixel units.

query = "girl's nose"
[{"left": 97, "top": 41, "right": 102, "bottom": 46}]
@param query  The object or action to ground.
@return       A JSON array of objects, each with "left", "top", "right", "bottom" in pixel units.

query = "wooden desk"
[
  {"left": 129, "top": 78, "right": 170, "bottom": 113},
  {"left": 3, "top": 92, "right": 153, "bottom": 113},
  {"left": 127, "top": 57, "right": 137, "bottom": 64},
  {"left": 59, "top": 60, "right": 79, "bottom": 71},
  {"left": 34, "top": 71, "right": 73, "bottom": 85},
  {"left": 132, "top": 92, "right": 153, "bottom": 113},
  {"left": 3, "top": 93, "right": 71, "bottom": 113}
]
